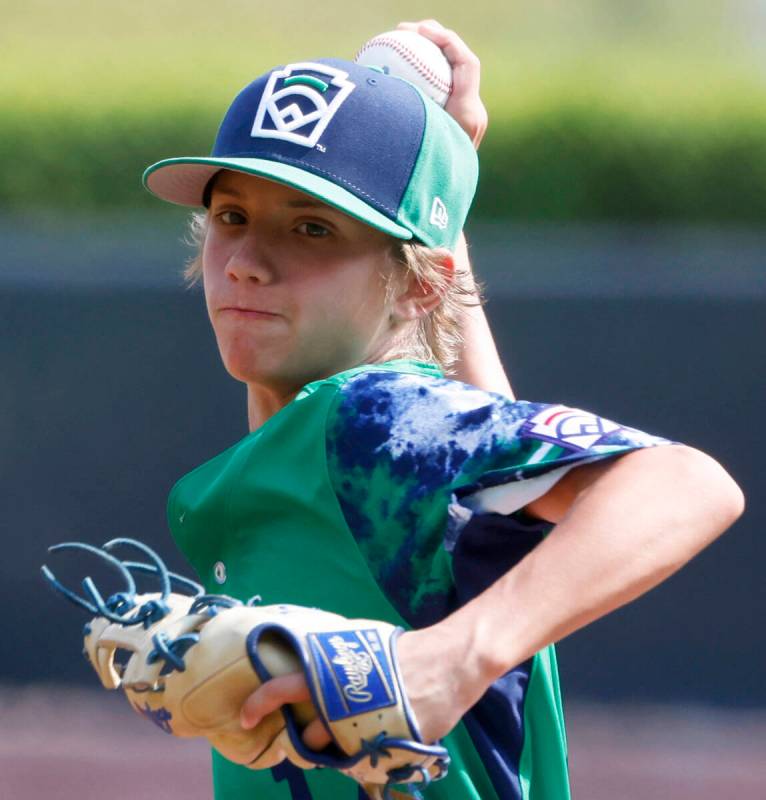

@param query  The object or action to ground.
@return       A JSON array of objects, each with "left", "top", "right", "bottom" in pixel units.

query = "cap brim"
[{"left": 142, "top": 157, "right": 412, "bottom": 241}]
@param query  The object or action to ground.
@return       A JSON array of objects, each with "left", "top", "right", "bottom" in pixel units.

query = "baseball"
[{"left": 354, "top": 29, "right": 453, "bottom": 107}]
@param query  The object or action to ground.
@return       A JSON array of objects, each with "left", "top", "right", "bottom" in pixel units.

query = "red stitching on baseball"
[{"left": 355, "top": 36, "right": 452, "bottom": 95}]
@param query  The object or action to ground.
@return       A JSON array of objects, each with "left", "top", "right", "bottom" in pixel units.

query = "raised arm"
[
  {"left": 399, "top": 20, "right": 514, "bottom": 397},
  {"left": 451, "top": 232, "right": 514, "bottom": 396}
]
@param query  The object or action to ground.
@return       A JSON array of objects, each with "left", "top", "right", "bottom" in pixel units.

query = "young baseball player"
[{"left": 142, "top": 21, "right": 744, "bottom": 800}]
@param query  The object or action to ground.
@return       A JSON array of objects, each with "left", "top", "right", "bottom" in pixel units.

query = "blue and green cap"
[{"left": 143, "top": 58, "right": 477, "bottom": 251}]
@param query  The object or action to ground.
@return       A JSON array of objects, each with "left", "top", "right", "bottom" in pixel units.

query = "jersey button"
[{"left": 213, "top": 561, "right": 227, "bottom": 584}]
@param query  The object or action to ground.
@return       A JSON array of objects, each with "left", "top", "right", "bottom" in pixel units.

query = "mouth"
[{"left": 219, "top": 306, "right": 281, "bottom": 319}]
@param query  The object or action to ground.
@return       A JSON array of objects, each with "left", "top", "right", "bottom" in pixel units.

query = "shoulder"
[
  {"left": 329, "top": 368, "right": 534, "bottom": 428},
  {"left": 326, "top": 368, "right": 660, "bottom": 452},
  {"left": 328, "top": 367, "right": 670, "bottom": 483},
  {"left": 324, "top": 369, "right": 545, "bottom": 485},
  {"left": 327, "top": 368, "right": 528, "bottom": 444}
]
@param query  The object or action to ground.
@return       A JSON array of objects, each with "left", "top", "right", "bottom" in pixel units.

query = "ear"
[{"left": 390, "top": 253, "right": 455, "bottom": 323}]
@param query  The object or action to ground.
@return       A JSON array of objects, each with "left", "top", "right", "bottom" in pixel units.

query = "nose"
[{"left": 225, "top": 230, "right": 276, "bottom": 284}]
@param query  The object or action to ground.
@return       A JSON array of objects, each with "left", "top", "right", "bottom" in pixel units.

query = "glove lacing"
[
  {"left": 149, "top": 593, "right": 264, "bottom": 673},
  {"left": 360, "top": 732, "right": 449, "bottom": 799},
  {"left": 147, "top": 631, "right": 201, "bottom": 674},
  {"left": 383, "top": 761, "right": 447, "bottom": 800}
]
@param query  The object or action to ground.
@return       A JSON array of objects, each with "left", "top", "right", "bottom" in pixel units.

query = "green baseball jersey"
[{"left": 167, "top": 359, "right": 668, "bottom": 800}]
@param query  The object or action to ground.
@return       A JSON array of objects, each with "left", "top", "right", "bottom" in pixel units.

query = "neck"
[
  {"left": 244, "top": 335, "right": 415, "bottom": 432},
  {"left": 247, "top": 382, "right": 299, "bottom": 431}
]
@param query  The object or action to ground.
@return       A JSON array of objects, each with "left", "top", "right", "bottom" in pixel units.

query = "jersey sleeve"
[
  {"left": 448, "top": 399, "right": 670, "bottom": 521},
  {"left": 324, "top": 369, "right": 671, "bottom": 626}
]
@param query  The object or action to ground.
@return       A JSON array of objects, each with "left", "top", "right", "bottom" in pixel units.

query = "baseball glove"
[{"left": 42, "top": 538, "right": 450, "bottom": 799}]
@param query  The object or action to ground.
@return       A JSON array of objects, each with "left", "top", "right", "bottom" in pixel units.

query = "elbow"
[
  {"left": 720, "top": 470, "right": 746, "bottom": 529},
  {"left": 662, "top": 444, "right": 745, "bottom": 535}
]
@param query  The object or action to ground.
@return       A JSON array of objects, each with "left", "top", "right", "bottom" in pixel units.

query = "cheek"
[
  {"left": 201, "top": 242, "right": 227, "bottom": 313},
  {"left": 285, "top": 272, "right": 387, "bottom": 363},
  {"left": 335, "top": 262, "right": 392, "bottom": 318}
]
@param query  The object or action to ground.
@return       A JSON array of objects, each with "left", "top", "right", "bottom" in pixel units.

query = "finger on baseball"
[
  {"left": 418, "top": 25, "right": 485, "bottom": 145},
  {"left": 394, "top": 19, "right": 486, "bottom": 146},
  {"left": 396, "top": 19, "right": 446, "bottom": 31},
  {"left": 396, "top": 19, "right": 480, "bottom": 84},
  {"left": 417, "top": 19, "right": 446, "bottom": 31},
  {"left": 240, "top": 673, "right": 310, "bottom": 729},
  {"left": 397, "top": 18, "right": 444, "bottom": 32},
  {"left": 417, "top": 22, "right": 479, "bottom": 72},
  {"left": 412, "top": 22, "right": 482, "bottom": 101},
  {"left": 302, "top": 717, "right": 333, "bottom": 751}
]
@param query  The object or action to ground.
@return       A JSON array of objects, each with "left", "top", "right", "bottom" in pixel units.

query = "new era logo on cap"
[
  {"left": 251, "top": 62, "right": 356, "bottom": 148},
  {"left": 430, "top": 196, "right": 449, "bottom": 230}
]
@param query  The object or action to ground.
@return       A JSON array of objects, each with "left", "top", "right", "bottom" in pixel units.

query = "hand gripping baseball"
[
  {"left": 42, "top": 538, "right": 450, "bottom": 799},
  {"left": 396, "top": 20, "right": 488, "bottom": 149}
]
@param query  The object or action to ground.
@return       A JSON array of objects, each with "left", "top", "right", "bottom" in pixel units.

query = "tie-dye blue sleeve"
[{"left": 324, "top": 370, "right": 670, "bottom": 626}]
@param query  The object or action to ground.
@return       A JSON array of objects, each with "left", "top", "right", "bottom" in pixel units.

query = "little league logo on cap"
[
  {"left": 251, "top": 62, "right": 356, "bottom": 148},
  {"left": 142, "top": 58, "right": 478, "bottom": 251}
]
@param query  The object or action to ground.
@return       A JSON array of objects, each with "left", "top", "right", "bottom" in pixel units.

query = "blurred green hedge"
[
  {"left": 3, "top": 98, "right": 766, "bottom": 224},
  {"left": 6, "top": 0, "right": 766, "bottom": 223},
  {"left": 477, "top": 105, "right": 766, "bottom": 223}
]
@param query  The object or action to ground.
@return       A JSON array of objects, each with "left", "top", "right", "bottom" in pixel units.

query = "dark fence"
[{"left": 1, "top": 218, "right": 763, "bottom": 705}]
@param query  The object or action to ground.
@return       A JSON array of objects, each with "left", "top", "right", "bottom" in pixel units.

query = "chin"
[
  {"left": 216, "top": 340, "right": 270, "bottom": 383},
  {"left": 217, "top": 332, "right": 364, "bottom": 390},
  {"left": 219, "top": 348, "right": 304, "bottom": 392},
  {"left": 224, "top": 357, "right": 279, "bottom": 386}
]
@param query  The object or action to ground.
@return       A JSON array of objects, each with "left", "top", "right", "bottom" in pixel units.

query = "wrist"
[
  {"left": 431, "top": 614, "right": 507, "bottom": 704},
  {"left": 438, "top": 599, "right": 528, "bottom": 689}
]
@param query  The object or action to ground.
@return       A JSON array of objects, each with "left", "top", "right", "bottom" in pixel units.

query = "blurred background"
[{"left": 1, "top": 1, "right": 764, "bottom": 797}]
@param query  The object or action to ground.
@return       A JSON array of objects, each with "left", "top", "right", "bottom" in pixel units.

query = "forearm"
[
  {"left": 449, "top": 233, "right": 514, "bottom": 397},
  {"left": 441, "top": 446, "right": 744, "bottom": 689}
]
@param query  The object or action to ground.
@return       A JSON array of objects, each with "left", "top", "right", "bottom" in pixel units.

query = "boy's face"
[{"left": 203, "top": 171, "right": 400, "bottom": 393}]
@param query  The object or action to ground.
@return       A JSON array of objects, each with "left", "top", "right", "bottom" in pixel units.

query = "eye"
[
  {"left": 295, "top": 221, "right": 330, "bottom": 237},
  {"left": 216, "top": 210, "right": 246, "bottom": 225}
]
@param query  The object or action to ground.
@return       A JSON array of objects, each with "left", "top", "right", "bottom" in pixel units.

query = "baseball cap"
[{"left": 143, "top": 58, "right": 478, "bottom": 251}]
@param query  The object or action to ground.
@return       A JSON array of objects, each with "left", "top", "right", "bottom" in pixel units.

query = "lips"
[{"left": 220, "top": 306, "right": 280, "bottom": 319}]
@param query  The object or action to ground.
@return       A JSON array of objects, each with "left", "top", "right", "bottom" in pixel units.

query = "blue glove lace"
[
  {"left": 358, "top": 733, "right": 449, "bottom": 799},
  {"left": 189, "top": 594, "right": 242, "bottom": 616},
  {"left": 147, "top": 631, "right": 201, "bottom": 674},
  {"left": 383, "top": 763, "right": 438, "bottom": 800},
  {"left": 360, "top": 732, "right": 393, "bottom": 767},
  {"left": 42, "top": 537, "right": 202, "bottom": 626}
]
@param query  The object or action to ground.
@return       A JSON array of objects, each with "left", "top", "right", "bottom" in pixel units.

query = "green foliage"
[
  {"left": 476, "top": 104, "right": 766, "bottom": 223},
  {"left": 5, "top": 92, "right": 766, "bottom": 224},
  {"left": 4, "top": 0, "right": 766, "bottom": 222},
  {"left": 0, "top": 102, "right": 214, "bottom": 212}
]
